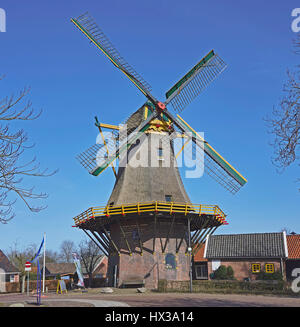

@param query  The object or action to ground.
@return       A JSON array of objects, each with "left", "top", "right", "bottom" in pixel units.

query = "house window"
[
  {"left": 158, "top": 147, "right": 163, "bottom": 157},
  {"left": 252, "top": 263, "right": 261, "bottom": 273},
  {"left": 265, "top": 263, "right": 275, "bottom": 273},
  {"left": 165, "top": 195, "right": 172, "bottom": 202},
  {"left": 195, "top": 263, "right": 208, "bottom": 279},
  {"left": 165, "top": 253, "right": 176, "bottom": 269}
]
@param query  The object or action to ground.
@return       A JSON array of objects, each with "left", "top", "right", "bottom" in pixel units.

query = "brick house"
[
  {"left": 285, "top": 234, "right": 300, "bottom": 281},
  {"left": 41, "top": 256, "right": 108, "bottom": 281},
  {"left": 82, "top": 255, "right": 108, "bottom": 279},
  {"left": 193, "top": 232, "right": 288, "bottom": 281},
  {"left": 0, "top": 250, "right": 20, "bottom": 283},
  {"left": 42, "top": 263, "right": 76, "bottom": 280}
]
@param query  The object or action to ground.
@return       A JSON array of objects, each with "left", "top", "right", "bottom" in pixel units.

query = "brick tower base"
[{"left": 106, "top": 216, "right": 190, "bottom": 289}]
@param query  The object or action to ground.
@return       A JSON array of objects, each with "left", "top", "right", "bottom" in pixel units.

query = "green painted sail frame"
[{"left": 165, "top": 50, "right": 215, "bottom": 100}]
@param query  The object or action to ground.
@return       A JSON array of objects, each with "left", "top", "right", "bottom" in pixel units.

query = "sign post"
[{"left": 25, "top": 261, "right": 31, "bottom": 296}]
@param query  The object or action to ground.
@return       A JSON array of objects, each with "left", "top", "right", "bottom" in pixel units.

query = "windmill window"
[
  {"left": 165, "top": 253, "right": 176, "bottom": 269},
  {"left": 165, "top": 195, "right": 172, "bottom": 202},
  {"left": 132, "top": 229, "right": 139, "bottom": 241},
  {"left": 158, "top": 148, "right": 163, "bottom": 157}
]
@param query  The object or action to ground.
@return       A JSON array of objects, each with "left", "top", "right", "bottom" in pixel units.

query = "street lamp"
[{"left": 188, "top": 218, "right": 192, "bottom": 293}]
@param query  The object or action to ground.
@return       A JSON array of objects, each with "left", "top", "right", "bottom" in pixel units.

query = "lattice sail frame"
[
  {"left": 158, "top": 112, "right": 247, "bottom": 194},
  {"left": 71, "top": 13, "right": 152, "bottom": 97},
  {"left": 160, "top": 131, "right": 243, "bottom": 194},
  {"left": 165, "top": 50, "right": 227, "bottom": 113}
]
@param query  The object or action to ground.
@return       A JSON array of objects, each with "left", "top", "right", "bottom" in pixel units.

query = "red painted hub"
[{"left": 157, "top": 101, "right": 166, "bottom": 110}]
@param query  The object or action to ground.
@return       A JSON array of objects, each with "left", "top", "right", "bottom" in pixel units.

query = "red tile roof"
[
  {"left": 193, "top": 243, "right": 207, "bottom": 262},
  {"left": 287, "top": 235, "right": 300, "bottom": 259}
]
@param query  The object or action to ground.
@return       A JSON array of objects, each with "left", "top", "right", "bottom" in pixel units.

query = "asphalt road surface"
[{"left": 1, "top": 291, "right": 300, "bottom": 307}]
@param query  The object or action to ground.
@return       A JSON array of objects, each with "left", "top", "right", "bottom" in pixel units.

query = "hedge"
[{"left": 157, "top": 279, "right": 299, "bottom": 296}]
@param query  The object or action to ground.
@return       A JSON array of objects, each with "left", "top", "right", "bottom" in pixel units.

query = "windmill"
[{"left": 71, "top": 12, "right": 247, "bottom": 288}]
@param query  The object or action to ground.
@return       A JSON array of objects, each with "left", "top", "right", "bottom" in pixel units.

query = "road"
[{"left": 1, "top": 290, "right": 300, "bottom": 307}]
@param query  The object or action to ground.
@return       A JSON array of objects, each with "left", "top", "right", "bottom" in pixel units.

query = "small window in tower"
[
  {"left": 132, "top": 229, "right": 139, "bottom": 241},
  {"left": 158, "top": 147, "right": 163, "bottom": 157},
  {"left": 165, "top": 195, "right": 172, "bottom": 202},
  {"left": 165, "top": 253, "right": 176, "bottom": 269}
]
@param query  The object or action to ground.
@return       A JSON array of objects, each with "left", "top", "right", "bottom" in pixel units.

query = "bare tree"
[
  {"left": 0, "top": 79, "right": 57, "bottom": 223},
  {"left": 6, "top": 241, "right": 37, "bottom": 276},
  {"left": 78, "top": 239, "right": 103, "bottom": 288},
  {"left": 59, "top": 240, "right": 75, "bottom": 263},
  {"left": 266, "top": 35, "right": 300, "bottom": 185}
]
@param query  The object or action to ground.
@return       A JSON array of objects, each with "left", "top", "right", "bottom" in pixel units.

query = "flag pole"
[{"left": 42, "top": 232, "right": 46, "bottom": 293}]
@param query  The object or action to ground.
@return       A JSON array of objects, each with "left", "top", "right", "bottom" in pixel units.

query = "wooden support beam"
[
  {"left": 103, "top": 227, "right": 120, "bottom": 255},
  {"left": 162, "top": 215, "right": 175, "bottom": 253},
  {"left": 91, "top": 230, "right": 109, "bottom": 255},
  {"left": 190, "top": 228, "right": 208, "bottom": 253},
  {"left": 135, "top": 218, "right": 143, "bottom": 255},
  {"left": 98, "top": 123, "right": 120, "bottom": 130},
  {"left": 100, "top": 234, "right": 110, "bottom": 248},
  {"left": 193, "top": 226, "right": 218, "bottom": 256},
  {"left": 193, "top": 227, "right": 208, "bottom": 245},
  {"left": 99, "top": 230, "right": 110, "bottom": 247},
  {"left": 191, "top": 229, "right": 201, "bottom": 243},
  {"left": 176, "top": 223, "right": 187, "bottom": 253},
  {"left": 191, "top": 218, "right": 211, "bottom": 243},
  {"left": 118, "top": 221, "right": 132, "bottom": 256},
  {"left": 93, "top": 228, "right": 110, "bottom": 249},
  {"left": 192, "top": 226, "right": 216, "bottom": 256},
  {"left": 158, "top": 216, "right": 164, "bottom": 253},
  {"left": 153, "top": 213, "right": 157, "bottom": 254},
  {"left": 82, "top": 229, "right": 108, "bottom": 256}
]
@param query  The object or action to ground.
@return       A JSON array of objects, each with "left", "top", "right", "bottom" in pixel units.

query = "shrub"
[
  {"left": 256, "top": 270, "right": 283, "bottom": 281},
  {"left": 226, "top": 266, "right": 235, "bottom": 280},
  {"left": 211, "top": 265, "right": 235, "bottom": 280},
  {"left": 213, "top": 265, "right": 228, "bottom": 280}
]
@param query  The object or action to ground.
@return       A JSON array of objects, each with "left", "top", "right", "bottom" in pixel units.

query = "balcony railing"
[{"left": 73, "top": 201, "right": 228, "bottom": 226}]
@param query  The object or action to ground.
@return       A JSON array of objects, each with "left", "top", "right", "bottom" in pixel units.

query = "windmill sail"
[
  {"left": 161, "top": 110, "right": 247, "bottom": 194},
  {"left": 77, "top": 110, "right": 158, "bottom": 177},
  {"left": 71, "top": 13, "right": 156, "bottom": 103},
  {"left": 165, "top": 50, "right": 227, "bottom": 113}
]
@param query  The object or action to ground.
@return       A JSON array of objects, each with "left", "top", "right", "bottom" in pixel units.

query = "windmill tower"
[{"left": 71, "top": 13, "right": 247, "bottom": 288}]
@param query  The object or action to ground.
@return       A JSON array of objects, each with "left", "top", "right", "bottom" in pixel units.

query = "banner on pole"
[{"left": 72, "top": 252, "right": 85, "bottom": 288}]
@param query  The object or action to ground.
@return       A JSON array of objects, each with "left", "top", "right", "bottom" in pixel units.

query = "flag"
[
  {"left": 31, "top": 236, "right": 44, "bottom": 262},
  {"left": 72, "top": 252, "right": 85, "bottom": 288},
  {"left": 30, "top": 236, "right": 44, "bottom": 305}
]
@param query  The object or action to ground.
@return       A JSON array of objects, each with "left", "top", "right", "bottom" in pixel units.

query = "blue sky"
[{"left": 0, "top": 0, "right": 299, "bottom": 253}]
